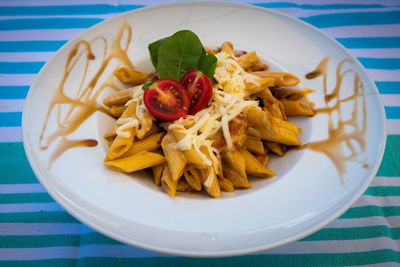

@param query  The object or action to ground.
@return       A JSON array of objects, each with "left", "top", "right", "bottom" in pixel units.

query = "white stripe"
[
  {"left": 0, "top": 99, "right": 24, "bottom": 112},
  {"left": 323, "top": 24, "right": 400, "bottom": 38},
  {"left": 0, "top": 49, "right": 398, "bottom": 63},
  {"left": 328, "top": 216, "right": 400, "bottom": 228},
  {"left": 0, "top": 0, "right": 113, "bottom": 6},
  {"left": 387, "top": 119, "right": 400, "bottom": 134},
  {"left": 0, "top": 14, "right": 114, "bottom": 20},
  {"left": 381, "top": 94, "right": 400, "bottom": 107},
  {"left": 0, "top": 247, "right": 79, "bottom": 260},
  {"left": 0, "top": 29, "right": 83, "bottom": 41},
  {"left": 0, "top": 203, "right": 62, "bottom": 213},
  {"left": 260, "top": 237, "right": 400, "bottom": 254},
  {"left": 0, "top": 127, "right": 22, "bottom": 142},
  {"left": 368, "top": 69, "right": 400, "bottom": 82},
  {"left": 0, "top": 184, "right": 45, "bottom": 194},
  {"left": 0, "top": 52, "right": 54, "bottom": 62},
  {"left": 350, "top": 48, "right": 400, "bottom": 58},
  {"left": 0, "top": 74, "right": 35, "bottom": 86},
  {"left": 352, "top": 194, "right": 400, "bottom": 208},
  {"left": 373, "top": 176, "right": 400, "bottom": 187},
  {"left": 278, "top": 7, "right": 400, "bottom": 18},
  {"left": 0, "top": 223, "right": 82, "bottom": 235},
  {"left": 1, "top": 71, "right": 399, "bottom": 88}
]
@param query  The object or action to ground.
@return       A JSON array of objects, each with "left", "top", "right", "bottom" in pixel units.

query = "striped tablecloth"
[{"left": 1, "top": 0, "right": 399, "bottom": 266}]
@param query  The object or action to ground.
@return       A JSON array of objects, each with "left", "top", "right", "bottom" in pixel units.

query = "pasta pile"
[{"left": 103, "top": 41, "right": 315, "bottom": 198}]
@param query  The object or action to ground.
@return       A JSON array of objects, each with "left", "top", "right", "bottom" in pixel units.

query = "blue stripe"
[
  {"left": 0, "top": 86, "right": 29, "bottom": 99},
  {"left": 254, "top": 3, "right": 387, "bottom": 9},
  {"left": 0, "top": 112, "right": 21, "bottom": 127},
  {"left": 300, "top": 11, "right": 400, "bottom": 28},
  {"left": 0, "top": 37, "right": 398, "bottom": 54},
  {"left": 376, "top": 82, "right": 400, "bottom": 94},
  {"left": 0, "top": 18, "right": 103, "bottom": 31},
  {"left": 0, "top": 41, "right": 66, "bottom": 52},
  {"left": 1, "top": 57, "right": 399, "bottom": 75},
  {"left": 337, "top": 37, "right": 400, "bottom": 49},
  {"left": 0, "top": 11, "right": 399, "bottom": 31},
  {"left": 0, "top": 3, "right": 388, "bottom": 17},
  {"left": 385, "top": 107, "right": 400, "bottom": 119},
  {"left": 1, "top": 108, "right": 399, "bottom": 127},
  {"left": 358, "top": 58, "right": 400, "bottom": 70},
  {"left": 0, "top": 4, "right": 144, "bottom": 16},
  {"left": 0, "top": 62, "right": 44, "bottom": 74}
]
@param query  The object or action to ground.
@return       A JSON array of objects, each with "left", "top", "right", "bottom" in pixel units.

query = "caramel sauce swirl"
[
  {"left": 304, "top": 57, "right": 367, "bottom": 181},
  {"left": 39, "top": 22, "right": 134, "bottom": 167}
]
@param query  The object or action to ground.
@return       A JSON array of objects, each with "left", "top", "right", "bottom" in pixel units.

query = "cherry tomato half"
[
  {"left": 143, "top": 79, "right": 190, "bottom": 121},
  {"left": 180, "top": 69, "right": 213, "bottom": 115}
]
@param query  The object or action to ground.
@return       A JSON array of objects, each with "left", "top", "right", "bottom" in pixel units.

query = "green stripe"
[
  {"left": 1, "top": 205, "right": 397, "bottom": 224},
  {"left": 337, "top": 37, "right": 400, "bottom": 49},
  {"left": 0, "top": 4, "right": 143, "bottom": 16},
  {"left": 0, "top": 232, "right": 120, "bottom": 248},
  {"left": 0, "top": 143, "right": 38, "bottom": 184},
  {"left": 341, "top": 206, "right": 400, "bottom": 219},
  {"left": 301, "top": 11, "right": 400, "bottom": 28},
  {"left": 377, "top": 135, "right": 400, "bottom": 177},
  {"left": 376, "top": 82, "right": 400, "bottom": 94},
  {"left": 302, "top": 225, "right": 400, "bottom": 241},
  {"left": 0, "top": 86, "right": 29, "bottom": 99},
  {"left": 0, "top": 18, "right": 103, "bottom": 31},
  {"left": 0, "top": 211, "right": 78, "bottom": 223},
  {"left": 0, "top": 193, "right": 54, "bottom": 204},
  {"left": 0, "top": 41, "right": 65, "bottom": 52},
  {"left": 358, "top": 58, "right": 400, "bottom": 70},
  {"left": 2, "top": 225, "right": 398, "bottom": 248},
  {"left": 0, "top": 62, "right": 44, "bottom": 74},
  {"left": 2, "top": 250, "right": 399, "bottom": 266},
  {"left": 365, "top": 186, "right": 400, "bottom": 197}
]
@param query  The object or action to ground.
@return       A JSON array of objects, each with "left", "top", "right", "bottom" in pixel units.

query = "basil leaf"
[
  {"left": 142, "top": 80, "right": 155, "bottom": 91},
  {"left": 156, "top": 30, "right": 204, "bottom": 81},
  {"left": 199, "top": 53, "right": 217, "bottom": 80},
  {"left": 148, "top": 37, "right": 167, "bottom": 68}
]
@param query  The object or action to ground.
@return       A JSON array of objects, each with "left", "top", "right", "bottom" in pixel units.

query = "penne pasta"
[
  {"left": 123, "top": 132, "right": 164, "bottom": 157},
  {"left": 114, "top": 67, "right": 155, "bottom": 84},
  {"left": 244, "top": 136, "right": 265, "bottom": 155},
  {"left": 161, "top": 134, "right": 186, "bottom": 182},
  {"left": 161, "top": 165, "right": 177, "bottom": 197},
  {"left": 223, "top": 166, "right": 252, "bottom": 188},
  {"left": 183, "top": 165, "right": 202, "bottom": 191},
  {"left": 239, "top": 148, "right": 275, "bottom": 178},
  {"left": 223, "top": 150, "right": 247, "bottom": 179},
  {"left": 102, "top": 39, "right": 315, "bottom": 198},
  {"left": 104, "top": 151, "right": 165, "bottom": 173},
  {"left": 152, "top": 164, "right": 164, "bottom": 186}
]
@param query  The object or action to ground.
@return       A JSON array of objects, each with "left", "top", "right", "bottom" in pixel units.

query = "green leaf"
[
  {"left": 148, "top": 37, "right": 167, "bottom": 68},
  {"left": 199, "top": 53, "right": 217, "bottom": 80},
  {"left": 142, "top": 80, "right": 155, "bottom": 90},
  {"left": 156, "top": 30, "right": 204, "bottom": 81}
]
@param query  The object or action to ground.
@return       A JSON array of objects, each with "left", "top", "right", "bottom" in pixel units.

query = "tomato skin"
[
  {"left": 180, "top": 69, "right": 213, "bottom": 115},
  {"left": 143, "top": 79, "right": 190, "bottom": 121}
]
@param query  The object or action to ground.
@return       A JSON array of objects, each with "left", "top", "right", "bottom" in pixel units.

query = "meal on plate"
[{"left": 102, "top": 30, "right": 315, "bottom": 198}]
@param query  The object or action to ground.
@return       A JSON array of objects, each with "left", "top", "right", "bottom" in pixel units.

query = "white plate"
[{"left": 22, "top": 1, "right": 386, "bottom": 257}]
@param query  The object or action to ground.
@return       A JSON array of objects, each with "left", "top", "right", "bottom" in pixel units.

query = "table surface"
[{"left": 1, "top": 0, "right": 400, "bottom": 266}]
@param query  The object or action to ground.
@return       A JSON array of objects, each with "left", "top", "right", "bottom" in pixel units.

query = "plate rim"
[{"left": 22, "top": 0, "right": 388, "bottom": 257}]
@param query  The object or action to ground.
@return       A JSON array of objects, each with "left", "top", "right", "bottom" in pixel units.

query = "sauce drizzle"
[
  {"left": 304, "top": 56, "right": 367, "bottom": 182},
  {"left": 39, "top": 22, "right": 134, "bottom": 168}
]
